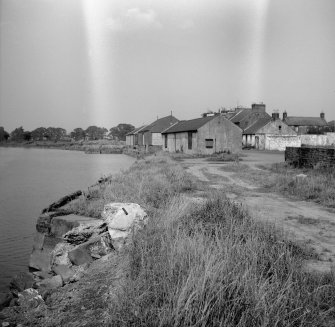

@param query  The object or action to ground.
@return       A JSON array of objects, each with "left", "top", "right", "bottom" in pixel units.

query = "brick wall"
[{"left": 285, "top": 147, "right": 335, "bottom": 168}]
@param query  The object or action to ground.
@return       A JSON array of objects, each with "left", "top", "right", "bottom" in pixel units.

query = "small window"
[
  {"left": 279, "top": 125, "right": 282, "bottom": 131},
  {"left": 205, "top": 138, "right": 214, "bottom": 148}
]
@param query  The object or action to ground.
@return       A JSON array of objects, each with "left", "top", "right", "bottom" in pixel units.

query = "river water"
[{"left": 0, "top": 147, "right": 135, "bottom": 291}]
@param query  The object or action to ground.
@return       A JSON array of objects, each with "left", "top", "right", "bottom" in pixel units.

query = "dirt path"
[{"left": 181, "top": 153, "right": 335, "bottom": 273}]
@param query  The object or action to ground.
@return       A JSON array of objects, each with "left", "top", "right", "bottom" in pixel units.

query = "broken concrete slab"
[{"left": 50, "top": 215, "right": 103, "bottom": 238}]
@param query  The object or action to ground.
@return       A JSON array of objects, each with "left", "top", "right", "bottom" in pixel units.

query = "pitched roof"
[
  {"left": 230, "top": 108, "right": 251, "bottom": 123},
  {"left": 328, "top": 120, "right": 335, "bottom": 126},
  {"left": 243, "top": 117, "right": 272, "bottom": 134},
  {"left": 126, "top": 125, "right": 146, "bottom": 136},
  {"left": 142, "top": 115, "right": 179, "bottom": 133},
  {"left": 284, "top": 117, "right": 328, "bottom": 127},
  {"left": 162, "top": 116, "right": 216, "bottom": 134}
]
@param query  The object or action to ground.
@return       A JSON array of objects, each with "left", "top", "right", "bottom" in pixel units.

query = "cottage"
[
  {"left": 229, "top": 103, "right": 271, "bottom": 130},
  {"left": 138, "top": 115, "right": 179, "bottom": 147},
  {"left": 243, "top": 113, "right": 297, "bottom": 149},
  {"left": 162, "top": 114, "right": 242, "bottom": 154},
  {"left": 126, "top": 126, "right": 146, "bottom": 146},
  {"left": 283, "top": 112, "right": 328, "bottom": 134}
]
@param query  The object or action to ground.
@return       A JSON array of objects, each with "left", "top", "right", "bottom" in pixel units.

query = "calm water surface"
[{"left": 0, "top": 147, "right": 135, "bottom": 291}]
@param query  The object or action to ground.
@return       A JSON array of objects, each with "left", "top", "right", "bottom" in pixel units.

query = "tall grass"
[
  {"left": 108, "top": 195, "right": 335, "bottom": 326},
  {"left": 68, "top": 155, "right": 196, "bottom": 217},
  {"left": 270, "top": 164, "right": 335, "bottom": 207}
]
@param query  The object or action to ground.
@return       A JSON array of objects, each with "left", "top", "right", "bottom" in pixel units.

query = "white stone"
[{"left": 102, "top": 203, "right": 147, "bottom": 232}]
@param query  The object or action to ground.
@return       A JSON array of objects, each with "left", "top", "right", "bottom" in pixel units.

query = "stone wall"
[
  {"left": 263, "top": 135, "right": 301, "bottom": 151},
  {"left": 285, "top": 146, "right": 335, "bottom": 168},
  {"left": 301, "top": 133, "right": 335, "bottom": 147}
]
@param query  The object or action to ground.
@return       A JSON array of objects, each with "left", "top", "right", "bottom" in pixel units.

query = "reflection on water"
[{"left": 0, "top": 147, "right": 135, "bottom": 291}]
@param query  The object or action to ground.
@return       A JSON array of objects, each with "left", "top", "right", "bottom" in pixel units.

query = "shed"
[
  {"left": 126, "top": 125, "right": 146, "bottom": 146},
  {"left": 139, "top": 115, "right": 179, "bottom": 147},
  {"left": 162, "top": 114, "right": 242, "bottom": 154}
]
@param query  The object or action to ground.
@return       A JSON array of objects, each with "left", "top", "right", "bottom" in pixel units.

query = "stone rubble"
[{"left": 0, "top": 202, "right": 147, "bottom": 323}]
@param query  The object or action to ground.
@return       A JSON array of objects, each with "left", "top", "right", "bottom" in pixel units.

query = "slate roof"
[
  {"left": 141, "top": 115, "right": 179, "bottom": 133},
  {"left": 126, "top": 125, "right": 146, "bottom": 136},
  {"left": 284, "top": 117, "right": 328, "bottom": 127},
  {"left": 243, "top": 117, "right": 272, "bottom": 134},
  {"left": 230, "top": 108, "right": 251, "bottom": 123},
  {"left": 162, "top": 116, "right": 216, "bottom": 134}
]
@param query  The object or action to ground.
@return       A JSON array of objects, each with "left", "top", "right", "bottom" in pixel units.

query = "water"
[{"left": 0, "top": 147, "right": 135, "bottom": 291}]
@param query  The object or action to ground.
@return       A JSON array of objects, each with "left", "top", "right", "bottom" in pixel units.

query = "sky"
[{"left": 0, "top": 0, "right": 334, "bottom": 133}]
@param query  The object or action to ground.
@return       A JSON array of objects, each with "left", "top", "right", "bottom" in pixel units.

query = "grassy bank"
[
  {"left": 107, "top": 193, "right": 335, "bottom": 326},
  {"left": 69, "top": 154, "right": 335, "bottom": 326},
  {"left": 68, "top": 154, "right": 196, "bottom": 218}
]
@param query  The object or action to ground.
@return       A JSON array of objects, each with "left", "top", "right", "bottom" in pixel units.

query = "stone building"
[
  {"left": 243, "top": 113, "right": 297, "bottom": 149},
  {"left": 283, "top": 112, "right": 328, "bottom": 134},
  {"left": 161, "top": 114, "right": 242, "bottom": 154}
]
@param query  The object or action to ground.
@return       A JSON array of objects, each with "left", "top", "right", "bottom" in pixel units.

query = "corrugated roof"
[
  {"left": 162, "top": 116, "right": 216, "bottom": 134},
  {"left": 243, "top": 117, "right": 272, "bottom": 134},
  {"left": 142, "top": 115, "right": 179, "bottom": 133},
  {"left": 285, "top": 117, "right": 328, "bottom": 127}
]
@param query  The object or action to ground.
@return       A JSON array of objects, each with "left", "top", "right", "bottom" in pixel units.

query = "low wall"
[
  {"left": 285, "top": 147, "right": 335, "bottom": 168},
  {"left": 264, "top": 135, "right": 301, "bottom": 151}
]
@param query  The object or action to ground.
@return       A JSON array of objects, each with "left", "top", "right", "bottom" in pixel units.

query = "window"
[
  {"left": 205, "top": 138, "right": 214, "bottom": 148},
  {"left": 164, "top": 134, "right": 168, "bottom": 148},
  {"left": 188, "top": 132, "right": 192, "bottom": 149},
  {"left": 279, "top": 125, "right": 282, "bottom": 131}
]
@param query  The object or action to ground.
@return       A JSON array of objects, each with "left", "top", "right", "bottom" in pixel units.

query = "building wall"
[
  {"left": 257, "top": 119, "right": 296, "bottom": 135},
  {"left": 163, "top": 132, "right": 198, "bottom": 154},
  {"left": 163, "top": 116, "right": 242, "bottom": 154},
  {"left": 126, "top": 135, "right": 132, "bottom": 146},
  {"left": 152, "top": 132, "right": 163, "bottom": 146},
  {"left": 138, "top": 133, "right": 144, "bottom": 146},
  {"left": 196, "top": 116, "right": 242, "bottom": 154}
]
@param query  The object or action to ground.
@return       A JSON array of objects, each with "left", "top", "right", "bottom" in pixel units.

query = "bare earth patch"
[{"left": 180, "top": 151, "right": 335, "bottom": 274}]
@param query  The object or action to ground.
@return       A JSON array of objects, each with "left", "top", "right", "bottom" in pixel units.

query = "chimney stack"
[{"left": 283, "top": 111, "right": 287, "bottom": 120}]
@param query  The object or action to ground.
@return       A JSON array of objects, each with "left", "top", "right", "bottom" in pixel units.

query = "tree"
[
  {"left": 31, "top": 127, "right": 47, "bottom": 141},
  {"left": 0, "top": 127, "right": 9, "bottom": 142},
  {"left": 85, "top": 126, "right": 107, "bottom": 140},
  {"left": 70, "top": 128, "right": 86, "bottom": 141},
  {"left": 45, "top": 127, "right": 67, "bottom": 141},
  {"left": 10, "top": 126, "right": 25, "bottom": 142},
  {"left": 109, "top": 123, "right": 135, "bottom": 141}
]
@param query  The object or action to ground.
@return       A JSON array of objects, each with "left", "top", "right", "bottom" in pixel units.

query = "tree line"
[{"left": 0, "top": 124, "right": 135, "bottom": 143}]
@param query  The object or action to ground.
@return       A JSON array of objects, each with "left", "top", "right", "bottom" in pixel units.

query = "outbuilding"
[
  {"left": 162, "top": 114, "right": 242, "bottom": 154},
  {"left": 138, "top": 115, "right": 179, "bottom": 147}
]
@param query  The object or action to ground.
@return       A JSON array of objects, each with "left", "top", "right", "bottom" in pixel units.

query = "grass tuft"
[{"left": 107, "top": 194, "right": 335, "bottom": 326}]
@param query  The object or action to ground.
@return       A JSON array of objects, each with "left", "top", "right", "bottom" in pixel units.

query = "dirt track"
[{"left": 181, "top": 151, "right": 335, "bottom": 273}]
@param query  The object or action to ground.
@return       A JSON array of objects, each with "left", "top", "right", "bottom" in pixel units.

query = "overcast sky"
[{"left": 0, "top": 0, "right": 334, "bottom": 133}]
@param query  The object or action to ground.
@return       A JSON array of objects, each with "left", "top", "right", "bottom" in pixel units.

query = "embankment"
[{"left": 1, "top": 154, "right": 335, "bottom": 326}]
